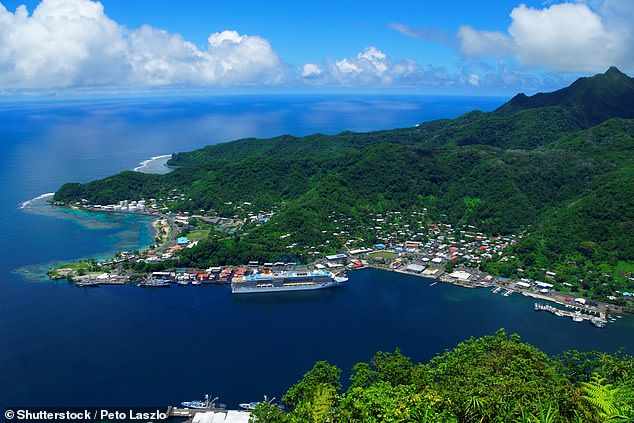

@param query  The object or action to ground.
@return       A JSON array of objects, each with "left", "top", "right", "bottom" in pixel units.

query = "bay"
[{"left": 1, "top": 95, "right": 632, "bottom": 409}]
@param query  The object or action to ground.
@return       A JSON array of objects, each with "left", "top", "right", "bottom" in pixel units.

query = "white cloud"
[
  {"left": 328, "top": 47, "right": 395, "bottom": 85},
  {"left": 509, "top": 3, "right": 617, "bottom": 72},
  {"left": 302, "top": 47, "right": 461, "bottom": 88},
  {"left": 0, "top": 0, "right": 284, "bottom": 89},
  {"left": 457, "top": 26, "right": 512, "bottom": 57},
  {"left": 301, "top": 63, "right": 323, "bottom": 78},
  {"left": 468, "top": 74, "right": 479, "bottom": 87},
  {"left": 457, "top": 1, "right": 634, "bottom": 73}
]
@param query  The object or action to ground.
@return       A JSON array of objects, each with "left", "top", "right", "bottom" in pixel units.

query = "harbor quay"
[
  {"left": 57, "top": 249, "right": 614, "bottom": 327},
  {"left": 47, "top": 201, "right": 628, "bottom": 324}
]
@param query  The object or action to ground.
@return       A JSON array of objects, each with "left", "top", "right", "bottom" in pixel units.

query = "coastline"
[
  {"left": 35, "top": 204, "right": 626, "bottom": 322},
  {"left": 359, "top": 263, "right": 621, "bottom": 325},
  {"left": 134, "top": 154, "right": 173, "bottom": 174}
]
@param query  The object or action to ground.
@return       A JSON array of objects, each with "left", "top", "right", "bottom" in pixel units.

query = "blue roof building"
[{"left": 177, "top": 237, "right": 189, "bottom": 245}]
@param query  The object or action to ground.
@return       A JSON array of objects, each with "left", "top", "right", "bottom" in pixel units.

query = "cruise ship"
[{"left": 231, "top": 270, "right": 348, "bottom": 294}]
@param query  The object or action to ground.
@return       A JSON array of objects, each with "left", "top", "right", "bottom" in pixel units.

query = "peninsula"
[{"left": 52, "top": 68, "right": 634, "bottom": 311}]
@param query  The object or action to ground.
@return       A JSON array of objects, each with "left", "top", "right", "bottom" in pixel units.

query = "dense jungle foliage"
[{"left": 249, "top": 330, "right": 634, "bottom": 422}]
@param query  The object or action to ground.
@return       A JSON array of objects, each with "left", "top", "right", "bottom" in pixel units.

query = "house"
[
  {"left": 422, "top": 267, "right": 440, "bottom": 277},
  {"left": 326, "top": 253, "right": 347, "bottom": 261},
  {"left": 449, "top": 270, "right": 472, "bottom": 281},
  {"left": 406, "top": 263, "right": 425, "bottom": 273}
]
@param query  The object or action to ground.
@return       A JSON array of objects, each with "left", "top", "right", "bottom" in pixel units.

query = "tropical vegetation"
[{"left": 250, "top": 330, "right": 634, "bottom": 422}]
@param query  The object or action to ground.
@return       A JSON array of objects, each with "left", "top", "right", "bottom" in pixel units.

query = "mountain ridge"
[{"left": 496, "top": 66, "right": 634, "bottom": 127}]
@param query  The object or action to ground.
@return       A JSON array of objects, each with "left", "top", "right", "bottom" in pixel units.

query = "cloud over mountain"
[{"left": 457, "top": 1, "right": 634, "bottom": 73}]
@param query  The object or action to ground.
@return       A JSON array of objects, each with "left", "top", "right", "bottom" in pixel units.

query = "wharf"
[{"left": 534, "top": 302, "right": 607, "bottom": 326}]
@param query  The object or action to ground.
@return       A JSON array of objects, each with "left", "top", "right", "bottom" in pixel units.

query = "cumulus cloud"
[
  {"left": 301, "top": 46, "right": 463, "bottom": 88},
  {"left": 457, "top": 1, "right": 634, "bottom": 73},
  {"left": 301, "top": 63, "right": 323, "bottom": 79},
  {"left": 316, "top": 47, "right": 404, "bottom": 85},
  {"left": 0, "top": 0, "right": 284, "bottom": 89}
]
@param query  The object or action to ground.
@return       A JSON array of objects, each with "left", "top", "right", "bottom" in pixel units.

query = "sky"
[{"left": 0, "top": 0, "right": 633, "bottom": 96}]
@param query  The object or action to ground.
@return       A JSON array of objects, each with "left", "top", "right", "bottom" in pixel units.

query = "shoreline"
[
  {"left": 39, "top": 205, "right": 628, "bottom": 320},
  {"left": 358, "top": 263, "right": 621, "bottom": 321},
  {"left": 133, "top": 154, "right": 173, "bottom": 174}
]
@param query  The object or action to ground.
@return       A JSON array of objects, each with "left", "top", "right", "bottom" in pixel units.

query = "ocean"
[{"left": 1, "top": 95, "right": 632, "bottom": 409}]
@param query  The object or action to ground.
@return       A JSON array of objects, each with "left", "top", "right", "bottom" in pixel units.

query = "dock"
[{"left": 534, "top": 302, "right": 607, "bottom": 327}]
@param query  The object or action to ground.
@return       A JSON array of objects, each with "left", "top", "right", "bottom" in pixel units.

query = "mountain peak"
[
  {"left": 497, "top": 67, "right": 634, "bottom": 127},
  {"left": 605, "top": 66, "right": 625, "bottom": 76}
]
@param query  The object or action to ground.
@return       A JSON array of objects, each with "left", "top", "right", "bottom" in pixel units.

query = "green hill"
[{"left": 53, "top": 68, "right": 634, "bottom": 299}]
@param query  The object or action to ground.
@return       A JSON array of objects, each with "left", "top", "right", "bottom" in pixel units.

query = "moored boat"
[
  {"left": 76, "top": 280, "right": 100, "bottom": 287},
  {"left": 591, "top": 317, "right": 607, "bottom": 328},
  {"left": 138, "top": 275, "right": 171, "bottom": 288},
  {"left": 231, "top": 270, "right": 347, "bottom": 294},
  {"left": 181, "top": 394, "right": 225, "bottom": 410},
  {"left": 239, "top": 402, "right": 259, "bottom": 411}
]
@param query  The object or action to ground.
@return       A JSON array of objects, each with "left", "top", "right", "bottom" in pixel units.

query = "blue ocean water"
[{"left": 1, "top": 95, "right": 632, "bottom": 409}]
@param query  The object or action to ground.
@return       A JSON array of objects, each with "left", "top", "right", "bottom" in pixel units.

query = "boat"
[
  {"left": 181, "top": 394, "right": 225, "bottom": 410},
  {"left": 572, "top": 312, "right": 584, "bottom": 322},
  {"left": 239, "top": 402, "right": 259, "bottom": 411},
  {"left": 231, "top": 270, "right": 348, "bottom": 294},
  {"left": 591, "top": 317, "right": 606, "bottom": 328},
  {"left": 181, "top": 400, "right": 209, "bottom": 409},
  {"left": 137, "top": 275, "right": 171, "bottom": 288},
  {"left": 76, "top": 280, "right": 100, "bottom": 287},
  {"left": 239, "top": 395, "right": 279, "bottom": 411}
]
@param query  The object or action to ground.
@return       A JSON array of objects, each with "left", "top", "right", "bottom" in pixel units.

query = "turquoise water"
[{"left": 1, "top": 95, "right": 632, "bottom": 409}]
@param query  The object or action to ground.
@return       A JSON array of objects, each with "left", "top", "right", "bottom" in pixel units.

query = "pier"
[{"left": 534, "top": 302, "right": 606, "bottom": 327}]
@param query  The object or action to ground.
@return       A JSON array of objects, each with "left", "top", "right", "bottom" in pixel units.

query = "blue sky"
[{"left": 0, "top": 0, "right": 632, "bottom": 95}]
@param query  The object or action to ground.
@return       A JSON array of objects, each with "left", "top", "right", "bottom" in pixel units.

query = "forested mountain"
[
  {"left": 54, "top": 68, "right": 634, "bottom": 298},
  {"left": 497, "top": 66, "right": 634, "bottom": 127}
]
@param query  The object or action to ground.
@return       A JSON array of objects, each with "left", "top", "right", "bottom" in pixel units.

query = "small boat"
[
  {"left": 181, "top": 400, "right": 209, "bottom": 409},
  {"left": 572, "top": 312, "right": 584, "bottom": 322},
  {"left": 181, "top": 394, "right": 225, "bottom": 410},
  {"left": 239, "top": 402, "right": 259, "bottom": 411},
  {"left": 76, "top": 280, "right": 100, "bottom": 287},
  {"left": 240, "top": 395, "right": 277, "bottom": 411},
  {"left": 591, "top": 317, "right": 606, "bottom": 328}
]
